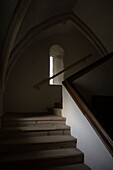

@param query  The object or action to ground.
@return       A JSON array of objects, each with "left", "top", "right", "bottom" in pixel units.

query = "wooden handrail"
[
  {"left": 63, "top": 80, "right": 113, "bottom": 156},
  {"left": 34, "top": 54, "right": 91, "bottom": 89},
  {"left": 63, "top": 52, "right": 113, "bottom": 156},
  {"left": 68, "top": 51, "right": 113, "bottom": 82}
]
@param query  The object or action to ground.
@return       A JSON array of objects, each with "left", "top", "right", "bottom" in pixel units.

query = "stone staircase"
[{"left": 0, "top": 110, "right": 91, "bottom": 170}]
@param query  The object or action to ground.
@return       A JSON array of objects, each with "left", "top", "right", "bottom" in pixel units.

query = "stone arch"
[{"left": 5, "top": 12, "right": 108, "bottom": 90}]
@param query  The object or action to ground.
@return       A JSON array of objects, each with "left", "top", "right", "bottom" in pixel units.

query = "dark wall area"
[{"left": 73, "top": 57, "right": 113, "bottom": 139}]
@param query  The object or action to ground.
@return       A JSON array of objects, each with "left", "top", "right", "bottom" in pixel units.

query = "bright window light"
[{"left": 49, "top": 56, "right": 53, "bottom": 85}]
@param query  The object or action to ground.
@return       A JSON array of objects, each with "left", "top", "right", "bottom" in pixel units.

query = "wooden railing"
[
  {"left": 63, "top": 51, "right": 113, "bottom": 156},
  {"left": 34, "top": 54, "right": 91, "bottom": 89},
  {"left": 68, "top": 51, "right": 113, "bottom": 82}
]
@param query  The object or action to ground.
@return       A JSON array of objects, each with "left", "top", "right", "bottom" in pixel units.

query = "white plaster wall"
[{"left": 63, "top": 86, "right": 113, "bottom": 170}]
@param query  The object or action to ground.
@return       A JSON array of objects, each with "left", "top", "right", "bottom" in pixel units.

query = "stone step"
[
  {"left": 0, "top": 135, "right": 77, "bottom": 154},
  {"left": 0, "top": 124, "right": 70, "bottom": 139},
  {"left": 48, "top": 163, "right": 91, "bottom": 170},
  {"left": 48, "top": 108, "right": 62, "bottom": 116},
  {"left": 3, "top": 112, "right": 51, "bottom": 117},
  {"left": 0, "top": 124, "right": 70, "bottom": 132},
  {"left": 2, "top": 114, "right": 66, "bottom": 127},
  {"left": 2, "top": 120, "right": 66, "bottom": 127},
  {"left": 2, "top": 114, "right": 65, "bottom": 121},
  {"left": 0, "top": 148, "right": 84, "bottom": 169}
]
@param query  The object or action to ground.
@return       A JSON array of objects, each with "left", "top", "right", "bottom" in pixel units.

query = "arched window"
[{"left": 49, "top": 44, "right": 64, "bottom": 85}]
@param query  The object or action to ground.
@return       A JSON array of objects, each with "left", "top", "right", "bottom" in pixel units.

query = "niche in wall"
[{"left": 49, "top": 44, "right": 64, "bottom": 85}]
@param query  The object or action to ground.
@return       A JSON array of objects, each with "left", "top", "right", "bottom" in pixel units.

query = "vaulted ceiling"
[{"left": 0, "top": 0, "right": 113, "bottom": 93}]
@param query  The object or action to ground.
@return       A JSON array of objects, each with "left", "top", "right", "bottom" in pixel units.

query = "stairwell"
[{"left": 0, "top": 109, "right": 91, "bottom": 170}]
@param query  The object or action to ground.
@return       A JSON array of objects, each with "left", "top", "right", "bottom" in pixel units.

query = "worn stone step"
[
  {"left": 48, "top": 108, "right": 62, "bottom": 116},
  {"left": 0, "top": 124, "right": 70, "bottom": 132},
  {"left": 2, "top": 114, "right": 65, "bottom": 121},
  {"left": 0, "top": 124, "right": 70, "bottom": 139},
  {"left": 2, "top": 120, "right": 66, "bottom": 127},
  {"left": 3, "top": 112, "right": 51, "bottom": 117},
  {"left": 2, "top": 115, "right": 66, "bottom": 127},
  {"left": 48, "top": 163, "right": 91, "bottom": 170},
  {"left": 0, "top": 135, "right": 77, "bottom": 154},
  {"left": 0, "top": 148, "right": 84, "bottom": 169}
]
